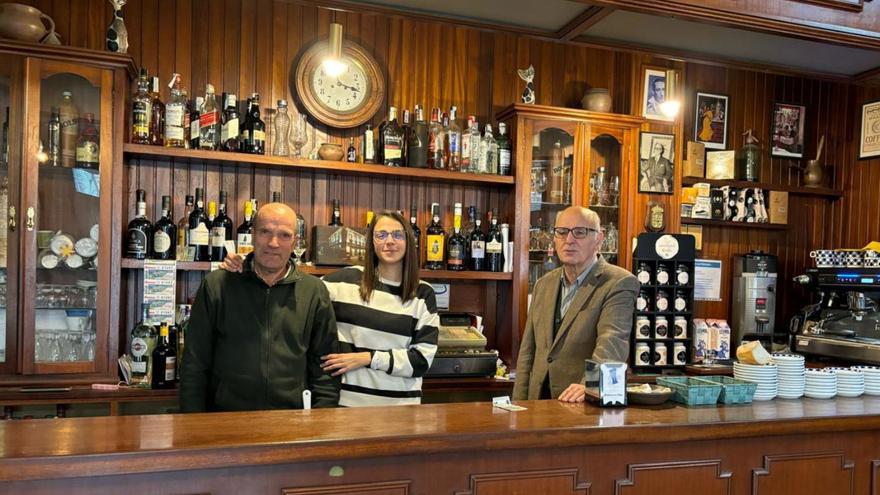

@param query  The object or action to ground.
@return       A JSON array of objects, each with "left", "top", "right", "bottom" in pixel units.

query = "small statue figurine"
[
  {"left": 106, "top": 0, "right": 129, "bottom": 53},
  {"left": 517, "top": 65, "right": 535, "bottom": 104}
]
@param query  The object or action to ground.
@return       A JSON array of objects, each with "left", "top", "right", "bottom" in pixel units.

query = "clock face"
[{"left": 311, "top": 62, "right": 370, "bottom": 114}]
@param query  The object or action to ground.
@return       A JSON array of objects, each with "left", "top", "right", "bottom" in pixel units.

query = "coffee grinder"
[{"left": 732, "top": 251, "right": 778, "bottom": 347}]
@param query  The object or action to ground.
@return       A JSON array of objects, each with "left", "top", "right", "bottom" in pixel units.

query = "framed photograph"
[
  {"left": 770, "top": 102, "right": 806, "bottom": 158},
  {"left": 638, "top": 132, "right": 675, "bottom": 194},
  {"left": 641, "top": 68, "right": 673, "bottom": 122},
  {"left": 694, "top": 92, "right": 728, "bottom": 150},
  {"left": 859, "top": 100, "right": 880, "bottom": 160}
]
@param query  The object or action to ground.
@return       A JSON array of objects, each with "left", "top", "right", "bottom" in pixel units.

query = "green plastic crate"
[
  {"left": 656, "top": 376, "right": 722, "bottom": 406},
  {"left": 698, "top": 376, "right": 758, "bottom": 404}
]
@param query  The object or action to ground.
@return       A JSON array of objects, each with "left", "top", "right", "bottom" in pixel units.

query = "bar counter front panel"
[{"left": 1, "top": 398, "right": 879, "bottom": 494}]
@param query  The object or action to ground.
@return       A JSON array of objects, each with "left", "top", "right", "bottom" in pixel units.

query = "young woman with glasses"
[{"left": 221, "top": 210, "right": 439, "bottom": 407}]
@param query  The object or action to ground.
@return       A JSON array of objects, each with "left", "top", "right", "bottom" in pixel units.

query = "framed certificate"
[{"left": 859, "top": 100, "right": 880, "bottom": 160}]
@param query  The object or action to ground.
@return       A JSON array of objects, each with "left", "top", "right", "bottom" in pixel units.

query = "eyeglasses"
[
  {"left": 553, "top": 227, "right": 599, "bottom": 239},
  {"left": 374, "top": 230, "right": 406, "bottom": 241}
]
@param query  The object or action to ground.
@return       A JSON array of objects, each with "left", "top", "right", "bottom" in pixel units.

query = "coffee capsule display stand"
[{"left": 631, "top": 233, "right": 696, "bottom": 373}]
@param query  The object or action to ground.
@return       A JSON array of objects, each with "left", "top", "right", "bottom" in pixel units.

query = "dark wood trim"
[
  {"left": 0, "top": 40, "right": 136, "bottom": 78},
  {"left": 555, "top": 6, "right": 614, "bottom": 41},
  {"left": 680, "top": 218, "right": 790, "bottom": 230},
  {"left": 571, "top": 0, "right": 880, "bottom": 50},
  {"left": 752, "top": 452, "right": 855, "bottom": 495},
  {"left": 793, "top": 0, "right": 863, "bottom": 12},
  {"left": 680, "top": 177, "right": 844, "bottom": 197},
  {"left": 853, "top": 65, "right": 880, "bottom": 85},
  {"left": 615, "top": 459, "right": 732, "bottom": 494}
]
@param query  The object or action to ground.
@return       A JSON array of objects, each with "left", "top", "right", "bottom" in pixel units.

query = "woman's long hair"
[{"left": 360, "top": 210, "right": 420, "bottom": 303}]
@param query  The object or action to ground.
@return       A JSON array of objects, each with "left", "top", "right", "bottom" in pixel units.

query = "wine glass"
[
  {"left": 291, "top": 113, "right": 309, "bottom": 159},
  {"left": 293, "top": 237, "right": 307, "bottom": 265}
]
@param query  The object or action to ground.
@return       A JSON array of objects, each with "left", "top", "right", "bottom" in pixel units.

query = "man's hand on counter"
[{"left": 558, "top": 383, "right": 586, "bottom": 403}]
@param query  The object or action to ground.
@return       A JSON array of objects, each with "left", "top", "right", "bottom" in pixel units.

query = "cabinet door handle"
[
  {"left": 26, "top": 207, "right": 34, "bottom": 232},
  {"left": 7, "top": 205, "right": 14, "bottom": 232}
]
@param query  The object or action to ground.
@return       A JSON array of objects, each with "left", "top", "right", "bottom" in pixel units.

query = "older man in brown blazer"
[{"left": 513, "top": 206, "right": 638, "bottom": 403}]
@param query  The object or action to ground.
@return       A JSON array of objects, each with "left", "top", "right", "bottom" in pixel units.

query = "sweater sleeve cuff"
[{"left": 371, "top": 350, "right": 391, "bottom": 372}]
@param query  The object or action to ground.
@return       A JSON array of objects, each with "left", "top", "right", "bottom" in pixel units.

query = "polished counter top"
[{"left": 1, "top": 397, "right": 880, "bottom": 481}]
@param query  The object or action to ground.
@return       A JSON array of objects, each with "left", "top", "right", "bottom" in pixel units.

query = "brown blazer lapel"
[{"left": 551, "top": 258, "right": 606, "bottom": 350}]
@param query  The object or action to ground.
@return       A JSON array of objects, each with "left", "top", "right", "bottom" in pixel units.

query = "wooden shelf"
[
  {"left": 120, "top": 259, "right": 512, "bottom": 281},
  {"left": 680, "top": 218, "right": 790, "bottom": 230},
  {"left": 681, "top": 176, "right": 843, "bottom": 198},
  {"left": 124, "top": 144, "right": 515, "bottom": 186}
]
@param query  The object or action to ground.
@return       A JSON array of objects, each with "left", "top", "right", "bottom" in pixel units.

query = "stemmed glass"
[
  {"left": 293, "top": 237, "right": 307, "bottom": 265},
  {"left": 291, "top": 113, "right": 309, "bottom": 159}
]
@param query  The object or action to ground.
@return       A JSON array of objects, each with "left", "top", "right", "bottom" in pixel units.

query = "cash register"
[{"left": 425, "top": 313, "right": 498, "bottom": 377}]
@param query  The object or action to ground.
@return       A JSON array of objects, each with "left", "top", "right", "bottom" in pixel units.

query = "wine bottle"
[
  {"left": 425, "top": 203, "right": 445, "bottom": 270},
  {"left": 243, "top": 93, "right": 266, "bottom": 155},
  {"left": 130, "top": 304, "right": 157, "bottom": 386},
  {"left": 177, "top": 195, "right": 193, "bottom": 253},
  {"left": 497, "top": 122, "right": 511, "bottom": 175},
  {"left": 125, "top": 189, "right": 152, "bottom": 260},
  {"left": 407, "top": 105, "right": 428, "bottom": 168},
  {"left": 188, "top": 187, "right": 210, "bottom": 261},
  {"left": 149, "top": 76, "right": 165, "bottom": 146},
  {"left": 211, "top": 191, "right": 234, "bottom": 261},
  {"left": 485, "top": 210, "right": 504, "bottom": 272},
  {"left": 380, "top": 106, "right": 403, "bottom": 166},
  {"left": 446, "top": 203, "right": 466, "bottom": 271},
  {"left": 150, "top": 323, "right": 177, "bottom": 389},
  {"left": 468, "top": 217, "right": 486, "bottom": 271},
  {"left": 409, "top": 204, "right": 421, "bottom": 262},
  {"left": 329, "top": 199, "right": 343, "bottom": 226},
  {"left": 236, "top": 200, "right": 255, "bottom": 256},
  {"left": 75, "top": 113, "right": 100, "bottom": 169},
  {"left": 152, "top": 195, "right": 177, "bottom": 260},
  {"left": 220, "top": 93, "right": 240, "bottom": 152}
]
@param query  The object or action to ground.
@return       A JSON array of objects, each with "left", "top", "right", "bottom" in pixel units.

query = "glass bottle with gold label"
[{"left": 425, "top": 203, "right": 445, "bottom": 270}]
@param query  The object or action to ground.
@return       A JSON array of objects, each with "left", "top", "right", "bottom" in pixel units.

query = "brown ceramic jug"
[{"left": 0, "top": 3, "right": 56, "bottom": 43}]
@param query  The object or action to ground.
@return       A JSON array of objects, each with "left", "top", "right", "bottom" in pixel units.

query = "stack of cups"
[
  {"left": 828, "top": 367, "right": 864, "bottom": 397},
  {"left": 852, "top": 366, "right": 880, "bottom": 395},
  {"left": 804, "top": 369, "right": 837, "bottom": 399},
  {"left": 772, "top": 353, "right": 805, "bottom": 399}
]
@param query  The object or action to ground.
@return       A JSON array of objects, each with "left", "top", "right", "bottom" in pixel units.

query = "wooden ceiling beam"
[
  {"left": 852, "top": 65, "right": 880, "bottom": 86},
  {"left": 555, "top": 6, "right": 615, "bottom": 41}
]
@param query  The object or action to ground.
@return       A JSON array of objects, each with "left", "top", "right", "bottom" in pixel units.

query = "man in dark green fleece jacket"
[{"left": 180, "top": 203, "right": 340, "bottom": 412}]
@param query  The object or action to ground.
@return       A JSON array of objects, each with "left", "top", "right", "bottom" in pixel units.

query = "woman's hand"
[
  {"left": 321, "top": 352, "right": 372, "bottom": 376},
  {"left": 220, "top": 252, "right": 245, "bottom": 272}
]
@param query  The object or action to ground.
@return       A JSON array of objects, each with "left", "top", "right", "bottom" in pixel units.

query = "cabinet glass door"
[
  {"left": 0, "top": 55, "right": 22, "bottom": 373},
  {"left": 527, "top": 121, "right": 577, "bottom": 294},
  {"left": 23, "top": 60, "right": 112, "bottom": 374},
  {"left": 587, "top": 131, "right": 623, "bottom": 266}
]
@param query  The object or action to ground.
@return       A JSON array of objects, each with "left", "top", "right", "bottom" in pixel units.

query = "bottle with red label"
[{"left": 198, "top": 84, "right": 220, "bottom": 150}]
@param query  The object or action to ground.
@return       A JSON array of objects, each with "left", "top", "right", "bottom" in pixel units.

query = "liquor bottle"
[
  {"left": 188, "top": 187, "right": 210, "bottom": 261},
  {"left": 149, "top": 76, "right": 165, "bottom": 146},
  {"left": 362, "top": 124, "right": 375, "bottom": 163},
  {"left": 273, "top": 99, "right": 290, "bottom": 156},
  {"left": 461, "top": 206, "right": 477, "bottom": 240},
  {"left": 207, "top": 200, "right": 217, "bottom": 225},
  {"left": 59, "top": 91, "right": 79, "bottom": 167},
  {"left": 427, "top": 108, "right": 445, "bottom": 169},
  {"left": 164, "top": 73, "right": 186, "bottom": 148},
  {"left": 198, "top": 84, "right": 220, "bottom": 150},
  {"left": 181, "top": 89, "right": 191, "bottom": 149},
  {"left": 401, "top": 109, "right": 411, "bottom": 164},
  {"left": 189, "top": 96, "right": 202, "bottom": 150},
  {"left": 380, "top": 106, "right": 403, "bottom": 166},
  {"left": 365, "top": 210, "right": 374, "bottom": 227},
  {"left": 468, "top": 216, "right": 486, "bottom": 271},
  {"left": 131, "top": 69, "right": 151, "bottom": 145},
  {"left": 130, "top": 304, "right": 157, "bottom": 386},
  {"left": 446, "top": 203, "right": 466, "bottom": 271},
  {"left": 346, "top": 137, "right": 357, "bottom": 162},
  {"left": 407, "top": 105, "right": 428, "bottom": 168},
  {"left": 485, "top": 211, "right": 504, "bottom": 272},
  {"left": 236, "top": 200, "right": 255, "bottom": 256},
  {"left": 177, "top": 194, "right": 194, "bottom": 254},
  {"left": 211, "top": 191, "right": 233, "bottom": 261},
  {"left": 479, "top": 124, "right": 498, "bottom": 174},
  {"left": 549, "top": 141, "right": 565, "bottom": 203},
  {"left": 125, "top": 189, "right": 152, "bottom": 259},
  {"left": 1, "top": 106, "right": 7, "bottom": 165},
  {"left": 220, "top": 93, "right": 240, "bottom": 152},
  {"left": 329, "top": 199, "right": 343, "bottom": 226},
  {"left": 152, "top": 195, "right": 176, "bottom": 260},
  {"left": 425, "top": 203, "right": 445, "bottom": 270},
  {"left": 240, "top": 96, "right": 252, "bottom": 152},
  {"left": 409, "top": 204, "right": 420, "bottom": 261},
  {"left": 244, "top": 93, "right": 266, "bottom": 155},
  {"left": 47, "top": 107, "right": 61, "bottom": 167},
  {"left": 441, "top": 112, "right": 451, "bottom": 169},
  {"left": 497, "top": 122, "right": 511, "bottom": 175},
  {"left": 466, "top": 116, "right": 481, "bottom": 173},
  {"left": 73, "top": 113, "right": 99, "bottom": 169},
  {"left": 446, "top": 106, "right": 462, "bottom": 171},
  {"left": 150, "top": 323, "right": 177, "bottom": 389},
  {"left": 0, "top": 176, "right": 6, "bottom": 267}
]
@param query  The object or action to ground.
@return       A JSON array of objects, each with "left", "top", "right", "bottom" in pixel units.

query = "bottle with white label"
[
  {"left": 152, "top": 195, "right": 176, "bottom": 260},
  {"left": 236, "top": 200, "right": 255, "bottom": 255},
  {"left": 130, "top": 304, "right": 157, "bottom": 386},
  {"left": 188, "top": 187, "right": 210, "bottom": 261},
  {"left": 636, "top": 316, "right": 651, "bottom": 340},
  {"left": 125, "top": 189, "right": 152, "bottom": 259}
]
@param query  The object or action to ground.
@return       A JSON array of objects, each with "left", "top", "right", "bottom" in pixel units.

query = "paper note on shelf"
[{"left": 694, "top": 259, "right": 722, "bottom": 301}]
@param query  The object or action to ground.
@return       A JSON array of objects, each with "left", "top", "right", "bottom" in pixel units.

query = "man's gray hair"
[{"left": 555, "top": 206, "right": 602, "bottom": 230}]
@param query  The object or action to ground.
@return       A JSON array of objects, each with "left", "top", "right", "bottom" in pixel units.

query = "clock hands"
[{"left": 334, "top": 79, "right": 360, "bottom": 94}]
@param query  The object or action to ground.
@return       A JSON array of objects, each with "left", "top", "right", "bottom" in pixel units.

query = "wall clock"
[{"left": 293, "top": 39, "right": 385, "bottom": 128}]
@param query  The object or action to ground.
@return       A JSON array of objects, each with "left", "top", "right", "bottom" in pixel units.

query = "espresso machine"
[
  {"left": 732, "top": 252, "right": 778, "bottom": 347},
  {"left": 792, "top": 267, "right": 880, "bottom": 364}
]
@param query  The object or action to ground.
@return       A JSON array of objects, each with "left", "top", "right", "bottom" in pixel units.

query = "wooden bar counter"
[{"left": 1, "top": 398, "right": 879, "bottom": 494}]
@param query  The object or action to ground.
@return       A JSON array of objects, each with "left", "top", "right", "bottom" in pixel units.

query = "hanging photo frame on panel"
[
  {"left": 859, "top": 99, "right": 880, "bottom": 160},
  {"left": 694, "top": 92, "right": 728, "bottom": 150},
  {"left": 770, "top": 102, "right": 806, "bottom": 158},
  {"left": 641, "top": 68, "right": 673, "bottom": 122},
  {"left": 638, "top": 132, "right": 675, "bottom": 194}
]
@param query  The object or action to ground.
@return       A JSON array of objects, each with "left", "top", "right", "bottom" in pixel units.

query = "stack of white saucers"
[
  {"left": 804, "top": 369, "right": 837, "bottom": 399},
  {"left": 771, "top": 353, "right": 805, "bottom": 399},
  {"left": 827, "top": 367, "right": 864, "bottom": 397},
  {"left": 733, "top": 362, "right": 778, "bottom": 401},
  {"left": 852, "top": 366, "right": 880, "bottom": 395}
]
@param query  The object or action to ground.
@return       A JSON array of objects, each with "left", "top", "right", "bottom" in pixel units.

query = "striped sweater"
[{"left": 322, "top": 266, "right": 439, "bottom": 407}]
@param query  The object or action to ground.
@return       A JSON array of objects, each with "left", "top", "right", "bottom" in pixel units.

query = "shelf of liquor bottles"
[
  {"left": 119, "top": 258, "right": 512, "bottom": 281},
  {"left": 123, "top": 144, "right": 515, "bottom": 187},
  {"left": 680, "top": 218, "right": 790, "bottom": 230}
]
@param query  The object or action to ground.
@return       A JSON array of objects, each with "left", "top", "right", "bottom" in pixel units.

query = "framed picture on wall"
[
  {"left": 770, "top": 102, "right": 806, "bottom": 158},
  {"left": 859, "top": 100, "right": 880, "bottom": 160},
  {"left": 641, "top": 68, "right": 673, "bottom": 122},
  {"left": 694, "top": 92, "right": 728, "bottom": 150},
  {"left": 638, "top": 132, "right": 675, "bottom": 194}
]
